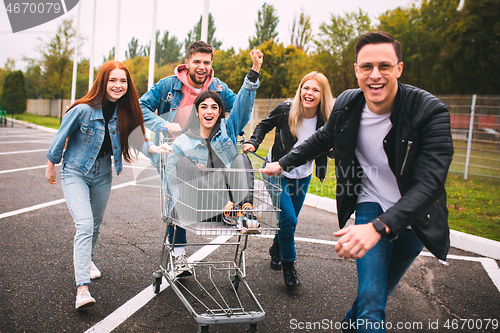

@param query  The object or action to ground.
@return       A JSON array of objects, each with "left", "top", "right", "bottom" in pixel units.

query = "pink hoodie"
[{"left": 172, "top": 64, "right": 214, "bottom": 129}]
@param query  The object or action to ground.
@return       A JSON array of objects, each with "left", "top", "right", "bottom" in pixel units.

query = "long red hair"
[{"left": 67, "top": 60, "right": 145, "bottom": 163}]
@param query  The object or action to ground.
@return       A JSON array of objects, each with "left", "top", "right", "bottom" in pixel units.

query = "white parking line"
[
  {"left": 0, "top": 164, "right": 60, "bottom": 174},
  {"left": 0, "top": 199, "right": 68, "bottom": 219},
  {"left": 84, "top": 235, "right": 232, "bottom": 333},
  {"left": 0, "top": 134, "right": 54, "bottom": 138},
  {"left": 0, "top": 149, "right": 47, "bottom": 155},
  {"left": 0, "top": 141, "right": 52, "bottom": 144},
  {"left": 0, "top": 180, "right": 137, "bottom": 220},
  {"left": 258, "top": 234, "right": 500, "bottom": 293}
]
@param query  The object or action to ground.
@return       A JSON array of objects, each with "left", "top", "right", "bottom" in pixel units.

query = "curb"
[
  {"left": 7, "top": 117, "right": 58, "bottom": 134},
  {"left": 304, "top": 193, "right": 500, "bottom": 260}
]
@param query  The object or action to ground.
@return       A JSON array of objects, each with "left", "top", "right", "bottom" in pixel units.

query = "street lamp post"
[{"left": 11, "top": 83, "right": 14, "bottom": 127}]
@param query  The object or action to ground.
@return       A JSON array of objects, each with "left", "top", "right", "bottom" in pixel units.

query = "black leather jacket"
[
  {"left": 246, "top": 102, "right": 332, "bottom": 182},
  {"left": 279, "top": 83, "right": 454, "bottom": 260}
]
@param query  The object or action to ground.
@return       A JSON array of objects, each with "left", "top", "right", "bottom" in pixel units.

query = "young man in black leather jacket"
[{"left": 261, "top": 31, "right": 454, "bottom": 332}]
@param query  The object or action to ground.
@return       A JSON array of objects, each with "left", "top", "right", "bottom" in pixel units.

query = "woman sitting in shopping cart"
[{"left": 164, "top": 50, "right": 263, "bottom": 277}]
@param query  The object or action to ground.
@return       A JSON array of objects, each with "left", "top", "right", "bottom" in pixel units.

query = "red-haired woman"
[{"left": 45, "top": 60, "right": 170, "bottom": 310}]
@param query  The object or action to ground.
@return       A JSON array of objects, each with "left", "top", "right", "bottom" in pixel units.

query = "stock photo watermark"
[
  {"left": 3, "top": 0, "right": 78, "bottom": 33},
  {"left": 289, "top": 318, "right": 499, "bottom": 331}
]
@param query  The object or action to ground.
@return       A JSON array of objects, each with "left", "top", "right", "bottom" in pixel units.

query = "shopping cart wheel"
[
  {"left": 246, "top": 323, "right": 257, "bottom": 332},
  {"left": 231, "top": 274, "right": 240, "bottom": 291},
  {"left": 153, "top": 272, "right": 162, "bottom": 294},
  {"left": 199, "top": 324, "right": 209, "bottom": 333}
]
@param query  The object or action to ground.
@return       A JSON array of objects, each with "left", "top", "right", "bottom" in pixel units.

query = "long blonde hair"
[{"left": 288, "top": 72, "right": 334, "bottom": 138}]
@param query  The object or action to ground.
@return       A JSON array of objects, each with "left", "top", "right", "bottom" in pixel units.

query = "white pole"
[
  {"left": 115, "top": 0, "right": 121, "bottom": 61},
  {"left": 464, "top": 94, "right": 477, "bottom": 179},
  {"left": 70, "top": 0, "right": 82, "bottom": 105},
  {"left": 148, "top": 0, "right": 158, "bottom": 90},
  {"left": 201, "top": 0, "right": 209, "bottom": 42},
  {"left": 89, "top": 0, "right": 97, "bottom": 91}
]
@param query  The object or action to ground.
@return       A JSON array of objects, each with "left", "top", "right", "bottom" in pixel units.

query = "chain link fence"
[
  {"left": 26, "top": 95, "right": 500, "bottom": 179},
  {"left": 247, "top": 96, "right": 500, "bottom": 179},
  {"left": 441, "top": 95, "right": 500, "bottom": 179}
]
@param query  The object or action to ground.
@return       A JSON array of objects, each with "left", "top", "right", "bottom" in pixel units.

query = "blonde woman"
[{"left": 243, "top": 71, "right": 334, "bottom": 290}]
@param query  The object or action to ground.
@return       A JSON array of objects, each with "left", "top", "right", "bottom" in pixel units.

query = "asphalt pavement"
[{"left": 1, "top": 121, "right": 499, "bottom": 333}]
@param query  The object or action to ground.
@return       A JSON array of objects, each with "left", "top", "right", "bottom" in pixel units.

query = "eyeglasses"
[{"left": 357, "top": 62, "right": 400, "bottom": 75}]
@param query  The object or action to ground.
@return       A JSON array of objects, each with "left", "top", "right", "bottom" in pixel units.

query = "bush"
[{"left": 1, "top": 71, "right": 27, "bottom": 114}]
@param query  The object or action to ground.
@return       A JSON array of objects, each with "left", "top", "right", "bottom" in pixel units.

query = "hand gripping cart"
[{"left": 153, "top": 136, "right": 281, "bottom": 333}]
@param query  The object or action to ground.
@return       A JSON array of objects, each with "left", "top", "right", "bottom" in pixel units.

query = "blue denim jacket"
[
  {"left": 166, "top": 76, "right": 259, "bottom": 170},
  {"left": 141, "top": 74, "right": 256, "bottom": 168},
  {"left": 46, "top": 103, "right": 150, "bottom": 176},
  {"left": 140, "top": 75, "right": 236, "bottom": 132}
]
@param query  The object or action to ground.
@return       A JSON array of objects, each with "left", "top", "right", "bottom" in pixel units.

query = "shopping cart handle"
[{"left": 161, "top": 127, "right": 183, "bottom": 133}]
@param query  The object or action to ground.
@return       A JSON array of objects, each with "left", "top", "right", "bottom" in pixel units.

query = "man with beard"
[{"left": 140, "top": 40, "right": 263, "bottom": 149}]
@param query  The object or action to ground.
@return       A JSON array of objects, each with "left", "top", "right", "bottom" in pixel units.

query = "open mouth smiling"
[{"left": 368, "top": 84, "right": 385, "bottom": 90}]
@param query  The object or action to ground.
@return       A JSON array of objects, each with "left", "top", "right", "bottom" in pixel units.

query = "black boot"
[
  {"left": 282, "top": 261, "right": 300, "bottom": 290},
  {"left": 269, "top": 242, "right": 282, "bottom": 270}
]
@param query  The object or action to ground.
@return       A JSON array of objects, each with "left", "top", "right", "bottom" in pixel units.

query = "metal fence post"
[{"left": 464, "top": 94, "right": 477, "bottom": 179}]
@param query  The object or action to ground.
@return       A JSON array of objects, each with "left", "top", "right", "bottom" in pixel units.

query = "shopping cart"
[{"left": 153, "top": 134, "right": 280, "bottom": 333}]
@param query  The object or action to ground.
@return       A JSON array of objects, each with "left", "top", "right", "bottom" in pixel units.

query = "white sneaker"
[
  {"left": 90, "top": 261, "right": 101, "bottom": 279},
  {"left": 174, "top": 254, "right": 193, "bottom": 277},
  {"left": 75, "top": 290, "right": 96, "bottom": 310}
]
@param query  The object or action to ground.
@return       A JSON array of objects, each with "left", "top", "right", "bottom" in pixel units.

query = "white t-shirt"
[
  {"left": 281, "top": 115, "right": 317, "bottom": 179},
  {"left": 355, "top": 104, "right": 401, "bottom": 212}
]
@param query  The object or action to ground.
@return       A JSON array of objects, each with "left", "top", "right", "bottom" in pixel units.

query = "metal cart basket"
[{"left": 153, "top": 137, "right": 281, "bottom": 333}]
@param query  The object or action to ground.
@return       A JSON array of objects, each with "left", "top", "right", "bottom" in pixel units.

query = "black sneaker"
[
  {"left": 222, "top": 201, "right": 239, "bottom": 226},
  {"left": 269, "top": 242, "right": 282, "bottom": 270},
  {"left": 283, "top": 261, "right": 300, "bottom": 290}
]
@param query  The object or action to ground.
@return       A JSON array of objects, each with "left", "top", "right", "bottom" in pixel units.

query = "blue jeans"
[
  {"left": 266, "top": 172, "right": 311, "bottom": 263},
  {"left": 344, "top": 202, "right": 424, "bottom": 332},
  {"left": 168, "top": 225, "right": 187, "bottom": 246},
  {"left": 61, "top": 157, "right": 112, "bottom": 287}
]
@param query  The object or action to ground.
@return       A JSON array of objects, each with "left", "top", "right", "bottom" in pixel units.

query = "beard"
[{"left": 189, "top": 71, "right": 208, "bottom": 85}]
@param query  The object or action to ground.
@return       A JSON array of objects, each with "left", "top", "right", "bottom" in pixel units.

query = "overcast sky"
[{"left": 0, "top": 0, "right": 417, "bottom": 71}]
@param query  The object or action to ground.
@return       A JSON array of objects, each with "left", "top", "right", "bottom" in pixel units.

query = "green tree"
[
  {"left": 125, "top": 37, "right": 141, "bottom": 59},
  {"left": 76, "top": 59, "right": 90, "bottom": 99},
  {"left": 249, "top": 3, "right": 279, "bottom": 49},
  {"left": 255, "top": 40, "right": 301, "bottom": 98},
  {"left": 184, "top": 13, "right": 223, "bottom": 53},
  {"left": 24, "top": 19, "right": 79, "bottom": 99},
  {"left": 443, "top": 0, "right": 500, "bottom": 94},
  {"left": 158, "top": 31, "right": 182, "bottom": 65},
  {"left": 0, "top": 58, "right": 16, "bottom": 102},
  {"left": 290, "top": 10, "right": 312, "bottom": 52},
  {"left": 314, "top": 9, "right": 371, "bottom": 93},
  {"left": 4, "top": 58, "right": 16, "bottom": 71},
  {"left": 122, "top": 56, "right": 176, "bottom": 97},
  {"left": 123, "top": 56, "right": 149, "bottom": 96},
  {"left": 212, "top": 48, "right": 241, "bottom": 90},
  {"left": 379, "top": 0, "right": 459, "bottom": 94},
  {"left": 1, "top": 71, "right": 27, "bottom": 114},
  {"left": 140, "top": 30, "right": 182, "bottom": 65},
  {"left": 23, "top": 59, "right": 43, "bottom": 98},
  {"left": 103, "top": 46, "right": 115, "bottom": 64}
]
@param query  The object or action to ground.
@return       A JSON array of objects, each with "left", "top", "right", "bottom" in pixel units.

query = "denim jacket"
[
  {"left": 141, "top": 74, "right": 256, "bottom": 168},
  {"left": 166, "top": 76, "right": 259, "bottom": 171},
  {"left": 46, "top": 103, "right": 150, "bottom": 176}
]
